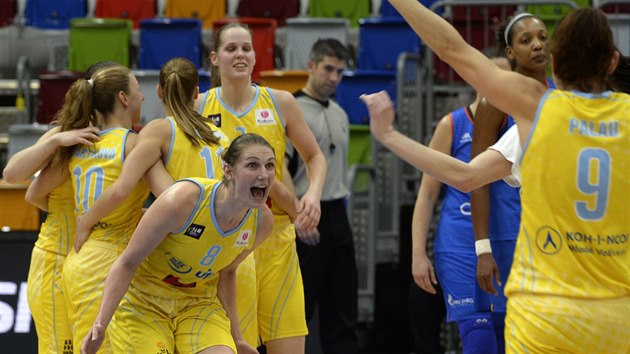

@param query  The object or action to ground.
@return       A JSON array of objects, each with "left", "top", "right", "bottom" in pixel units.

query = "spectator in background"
[{"left": 286, "top": 38, "right": 359, "bottom": 354}]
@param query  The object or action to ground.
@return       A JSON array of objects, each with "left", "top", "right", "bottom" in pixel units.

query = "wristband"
[{"left": 475, "top": 238, "right": 492, "bottom": 256}]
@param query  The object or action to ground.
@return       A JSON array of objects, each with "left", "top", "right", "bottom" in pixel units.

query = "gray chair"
[
  {"left": 133, "top": 70, "right": 164, "bottom": 125},
  {"left": 283, "top": 17, "right": 350, "bottom": 70}
]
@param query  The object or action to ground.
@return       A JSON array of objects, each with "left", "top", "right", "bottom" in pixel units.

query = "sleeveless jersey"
[
  {"left": 505, "top": 89, "right": 630, "bottom": 299},
  {"left": 164, "top": 116, "right": 230, "bottom": 180},
  {"left": 434, "top": 106, "right": 475, "bottom": 254},
  {"left": 35, "top": 180, "right": 75, "bottom": 256},
  {"left": 133, "top": 178, "right": 260, "bottom": 299},
  {"left": 69, "top": 127, "right": 149, "bottom": 251},
  {"left": 199, "top": 85, "right": 287, "bottom": 215}
]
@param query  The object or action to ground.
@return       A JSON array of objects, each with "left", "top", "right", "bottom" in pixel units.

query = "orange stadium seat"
[{"left": 165, "top": 0, "right": 226, "bottom": 29}]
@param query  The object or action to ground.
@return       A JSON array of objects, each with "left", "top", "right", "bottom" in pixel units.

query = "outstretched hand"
[
  {"left": 359, "top": 91, "right": 396, "bottom": 141},
  {"left": 476, "top": 253, "right": 501, "bottom": 295},
  {"left": 81, "top": 321, "right": 106, "bottom": 354},
  {"left": 412, "top": 254, "right": 438, "bottom": 294}
]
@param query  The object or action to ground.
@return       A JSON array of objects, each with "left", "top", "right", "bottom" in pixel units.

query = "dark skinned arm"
[{"left": 470, "top": 98, "right": 504, "bottom": 295}]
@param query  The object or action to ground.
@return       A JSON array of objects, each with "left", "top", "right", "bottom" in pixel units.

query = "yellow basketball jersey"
[
  {"left": 35, "top": 179, "right": 75, "bottom": 256},
  {"left": 69, "top": 127, "right": 149, "bottom": 251},
  {"left": 163, "top": 116, "right": 230, "bottom": 180},
  {"left": 133, "top": 178, "right": 260, "bottom": 299},
  {"left": 505, "top": 90, "right": 630, "bottom": 299},
  {"left": 199, "top": 86, "right": 287, "bottom": 214}
]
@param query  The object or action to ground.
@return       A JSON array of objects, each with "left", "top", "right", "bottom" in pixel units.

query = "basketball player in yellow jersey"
[
  {"left": 4, "top": 125, "right": 100, "bottom": 353},
  {"left": 26, "top": 66, "right": 161, "bottom": 354},
  {"left": 506, "top": 90, "right": 629, "bottom": 352},
  {"left": 370, "top": 2, "right": 629, "bottom": 352},
  {"left": 81, "top": 134, "right": 275, "bottom": 354},
  {"left": 74, "top": 57, "right": 229, "bottom": 251},
  {"left": 196, "top": 23, "right": 327, "bottom": 353}
]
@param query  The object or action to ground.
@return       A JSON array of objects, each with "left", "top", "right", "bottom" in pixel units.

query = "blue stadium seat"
[
  {"left": 357, "top": 18, "right": 421, "bottom": 71},
  {"left": 335, "top": 70, "right": 396, "bottom": 125},
  {"left": 199, "top": 69, "right": 210, "bottom": 92},
  {"left": 138, "top": 18, "right": 202, "bottom": 70},
  {"left": 24, "top": 0, "right": 86, "bottom": 29}
]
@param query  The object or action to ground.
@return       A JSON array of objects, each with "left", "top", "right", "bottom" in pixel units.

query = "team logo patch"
[
  {"left": 235, "top": 230, "right": 252, "bottom": 247},
  {"left": 184, "top": 224, "right": 205, "bottom": 239},
  {"left": 255, "top": 109, "right": 275, "bottom": 125},
  {"left": 207, "top": 113, "right": 222, "bottom": 127},
  {"left": 459, "top": 132, "right": 472, "bottom": 144}
]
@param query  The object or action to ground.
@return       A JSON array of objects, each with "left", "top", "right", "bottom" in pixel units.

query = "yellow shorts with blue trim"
[
  {"left": 62, "top": 240, "right": 118, "bottom": 354},
  {"left": 109, "top": 285, "right": 235, "bottom": 353},
  {"left": 27, "top": 246, "right": 73, "bottom": 353},
  {"left": 506, "top": 294, "right": 630, "bottom": 353},
  {"left": 255, "top": 214, "right": 308, "bottom": 343},
  {"left": 236, "top": 253, "right": 259, "bottom": 347}
]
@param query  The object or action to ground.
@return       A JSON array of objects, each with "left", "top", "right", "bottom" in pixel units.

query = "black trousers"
[
  {"left": 409, "top": 281, "right": 446, "bottom": 354},
  {"left": 296, "top": 199, "right": 358, "bottom": 354}
]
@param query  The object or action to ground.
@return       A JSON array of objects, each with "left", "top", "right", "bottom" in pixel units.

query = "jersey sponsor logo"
[
  {"left": 235, "top": 230, "right": 252, "bottom": 247},
  {"left": 166, "top": 252, "right": 192, "bottom": 274},
  {"left": 196, "top": 268, "right": 214, "bottom": 280},
  {"left": 162, "top": 274, "right": 196, "bottom": 288},
  {"left": 184, "top": 224, "right": 205, "bottom": 239},
  {"left": 535, "top": 226, "right": 562, "bottom": 255},
  {"left": 255, "top": 109, "right": 275, "bottom": 126},
  {"left": 207, "top": 113, "right": 222, "bottom": 127},
  {"left": 564, "top": 229, "right": 627, "bottom": 256},
  {"left": 447, "top": 293, "right": 474, "bottom": 307},
  {"left": 459, "top": 132, "right": 472, "bottom": 144}
]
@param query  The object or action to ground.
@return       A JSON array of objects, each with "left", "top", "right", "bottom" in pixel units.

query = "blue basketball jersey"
[{"left": 434, "top": 106, "right": 475, "bottom": 254}]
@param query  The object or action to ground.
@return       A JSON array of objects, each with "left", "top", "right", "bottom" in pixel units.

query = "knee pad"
[{"left": 457, "top": 317, "right": 497, "bottom": 354}]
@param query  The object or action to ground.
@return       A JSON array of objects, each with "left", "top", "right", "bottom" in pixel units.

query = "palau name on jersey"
[
  {"left": 568, "top": 118, "right": 619, "bottom": 137},
  {"left": 72, "top": 147, "right": 117, "bottom": 160}
]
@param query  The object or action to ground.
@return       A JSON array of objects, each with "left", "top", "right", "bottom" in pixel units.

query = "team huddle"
[{"left": 2, "top": 1, "right": 628, "bottom": 354}]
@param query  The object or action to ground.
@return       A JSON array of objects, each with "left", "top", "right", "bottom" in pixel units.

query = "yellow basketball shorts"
[
  {"left": 27, "top": 246, "right": 73, "bottom": 353},
  {"left": 236, "top": 253, "right": 260, "bottom": 347},
  {"left": 254, "top": 214, "right": 308, "bottom": 343},
  {"left": 505, "top": 294, "right": 630, "bottom": 353},
  {"left": 62, "top": 240, "right": 119, "bottom": 354},
  {"left": 108, "top": 285, "right": 235, "bottom": 353}
]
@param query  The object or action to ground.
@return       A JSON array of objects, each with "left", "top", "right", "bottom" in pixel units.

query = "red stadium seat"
[{"left": 94, "top": 0, "right": 156, "bottom": 29}]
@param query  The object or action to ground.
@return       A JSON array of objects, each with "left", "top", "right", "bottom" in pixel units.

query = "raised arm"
[
  {"left": 274, "top": 89, "right": 327, "bottom": 231},
  {"left": 411, "top": 115, "right": 451, "bottom": 294},
  {"left": 361, "top": 91, "right": 511, "bottom": 192},
  {"left": 3, "top": 126, "right": 100, "bottom": 183},
  {"left": 81, "top": 182, "right": 198, "bottom": 354},
  {"left": 217, "top": 204, "right": 273, "bottom": 354},
  {"left": 75, "top": 120, "right": 171, "bottom": 250},
  {"left": 388, "top": 0, "right": 545, "bottom": 130}
]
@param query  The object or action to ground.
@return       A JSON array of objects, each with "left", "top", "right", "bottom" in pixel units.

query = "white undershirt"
[{"left": 488, "top": 125, "right": 521, "bottom": 187}]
